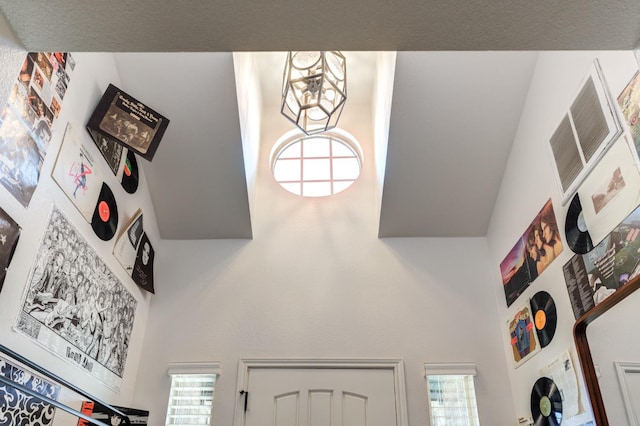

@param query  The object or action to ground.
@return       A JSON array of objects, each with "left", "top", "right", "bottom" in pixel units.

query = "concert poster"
[
  {"left": 15, "top": 207, "right": 137, "bottom": 391},
  {"left": 0, "top": 52, "right": 75, "bottom": 207}
]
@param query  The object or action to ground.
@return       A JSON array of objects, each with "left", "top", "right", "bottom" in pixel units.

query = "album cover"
[
  {"left": 508, "top": 304, "right": 541, "bottom": 368},
  {"left": 113, "top": 209, "right": 144, "bottom": 274},
  {"left": 113, "top": 209, "right": 155, "bottom": 294},
  {"left": 0, "top": 206, "right": 21, "bottom": 293},
  {"left": 577, "top": 134, "right": 640, "bottom": 246},
  {"left": 500, "top": 199, "right": 562, "bottom": 307},
  {"left": 617, "top": 70, "right": 640, "bottom": 156},
  {"left": 563, "top": 202, "right": 640, "bottom": 317},
  {"left": 52, "top": 123, "right": 104, "bottom": 223},
  {"left": 78, "top": 401, "right": 149, "bottom": 425},
  {"left": 86, "top": 84, "right": 169, "bottom": 161},
  {"left": 88, "top": 128, "right": 125, "bottom": 175}
]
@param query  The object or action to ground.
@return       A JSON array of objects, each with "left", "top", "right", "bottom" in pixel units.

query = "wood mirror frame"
[{"left": 573, "top": 274, "right": 640, "bottom": 426}]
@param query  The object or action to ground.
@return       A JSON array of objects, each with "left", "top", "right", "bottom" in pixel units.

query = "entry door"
[{"left": 235, "top": 360, "right": 408, "bottom": 426}]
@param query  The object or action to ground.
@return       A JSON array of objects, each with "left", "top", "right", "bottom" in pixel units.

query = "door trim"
[
  {"left": 614, "top": 361, "right": 640, "bottom": 426},
  {"left": 233, "top": 358, "right": 409, "bottom": 426}
]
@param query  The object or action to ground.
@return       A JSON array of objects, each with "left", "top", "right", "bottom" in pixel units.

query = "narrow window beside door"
[
  {"left": 165, "top": 362, "right": 220, "bottom": 426},
  {"left": 424, "top": 363, "right": 480, "bottom": 426}
]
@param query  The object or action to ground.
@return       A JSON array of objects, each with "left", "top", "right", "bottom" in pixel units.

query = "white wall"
[
  {"left": 486, "top": 51, "right": 639, "bottom": 425},
  {"left": 132, "top": 91, "right": 517, "bottom": 425},
  {"left": 0, "top": 51, "right": 158, "bottom": 417}
]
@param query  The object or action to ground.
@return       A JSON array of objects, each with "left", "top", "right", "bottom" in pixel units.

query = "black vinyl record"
[
  {"left": 565, "top": 193, "right": 594, "bottom": 254},
  {"left": 121, "top": 149, "right": 139, "bottom": 194},
  {"left": 530, "top": 291, "right": 557, "bottom": 348},
  {"left": 531, "top": 377, "right": 563, "bottom": 425},
  {"left": 91, "top": 182, "right": 118, "bottom": 241}
]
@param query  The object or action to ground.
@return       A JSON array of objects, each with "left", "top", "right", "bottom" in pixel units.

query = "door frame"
[{"left": 233, "top": 358, "right": 409, "bottom": 426}]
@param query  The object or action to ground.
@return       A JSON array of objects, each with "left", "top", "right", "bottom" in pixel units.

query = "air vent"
[{"left": 548, "top": 59, "right": 622, "bottom": 205}]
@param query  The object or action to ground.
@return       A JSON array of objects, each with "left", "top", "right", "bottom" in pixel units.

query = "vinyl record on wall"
[
  {"left": 530, "top": 377, "right": 563, "bottom": 426},
  {"left": 121, "top": 149, "right": 139, "bottom": 194},
  {"left": 91, "top": 182, "right": 118, "bottom": 241},
  {"left": 530, "top": 291, "right": 557, "bottom": 348},
  {"left": 565, "top": 193, "right": 594, "bottom": 254}
]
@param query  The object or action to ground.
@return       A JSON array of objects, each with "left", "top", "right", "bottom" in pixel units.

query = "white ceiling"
[{"left": 1, "top": 1, "right": 639, "bottom": 239}]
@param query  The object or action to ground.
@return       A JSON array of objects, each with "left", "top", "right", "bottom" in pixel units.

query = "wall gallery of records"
[{"left": 0, "top": 52, "right": 155, "bottom": 420}]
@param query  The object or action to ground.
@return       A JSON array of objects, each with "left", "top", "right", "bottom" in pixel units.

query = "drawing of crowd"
[{"left": 22, "top": 209, "right": 136, "bottom": 377}]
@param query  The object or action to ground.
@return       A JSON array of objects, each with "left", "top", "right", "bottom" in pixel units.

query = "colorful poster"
[
  {"left": 0, "top": 354, "right": 61, "bottom": 425},
  {"left": 15, "top": 206, "right": 137, "bottom": 391}
]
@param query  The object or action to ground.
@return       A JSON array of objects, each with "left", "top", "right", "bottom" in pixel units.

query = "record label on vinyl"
[
  {"left": 91, "top": 182, "right": 118, "bottom": 241},
  {"left": 530, "top": 377, "right": 562, "bottom": 426},
  {"left": 121, "top": 149, "right": 139, "bottom": 194},
  {"left": 530, "top": 291, "right": 557, "bottom": 348},
  {"left": 565, "top": 193, "right": 594, "bottom": 254}
]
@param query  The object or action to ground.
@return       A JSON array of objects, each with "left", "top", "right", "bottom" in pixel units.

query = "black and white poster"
[
  {"left": 0, "top": 353, "right": 61, "bottom": 425},
  {"left": 15, "top": 206, "right": 137, "bottom": 391}
]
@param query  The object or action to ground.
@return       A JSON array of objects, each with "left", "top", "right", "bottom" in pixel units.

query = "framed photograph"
[{"left": 86, "top": 84, "right": 169, "bottom": 161}]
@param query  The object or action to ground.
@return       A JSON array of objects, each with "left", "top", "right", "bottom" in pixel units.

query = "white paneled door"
[{"left": 235, "top": 360, "right": 408, "bottom": 426}]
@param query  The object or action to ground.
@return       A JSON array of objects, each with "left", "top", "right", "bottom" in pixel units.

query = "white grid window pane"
[
  {"left": 273, "top": 158, "right": 301, "bottom": 182},
  {"left": 165, "top": 373, "right": 216, "bottom": 426},
  {"left": 427, "top": 374, "right": 480, "bottom": 426},
  {"left": 303, "top": 181, "right": 331, "bottom": 197},
  {"left": 303, "top": 137, "right": 330, "bottom": 157},
  {"left": 279, "top": 142, "right": 301, "bottom": 158},
  {"left": 303, "top": 159, "right": 331, "bottom": 180},
  {"left": 272, "top": 134, "right": 361, "bottom": 197},
  {"left": 332, "top": 157, "right": 360, "bottom": 180}
]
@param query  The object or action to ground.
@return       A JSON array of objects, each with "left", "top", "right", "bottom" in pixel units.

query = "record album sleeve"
[
  {"left": 86, "top": 84, "right": 169, "bottom": 161},
  {"left": 52, "top": 123, "right": 104, "bottom": 223},
  {"left": 113, "top": 209, "right": 143, "bottom": 274}
]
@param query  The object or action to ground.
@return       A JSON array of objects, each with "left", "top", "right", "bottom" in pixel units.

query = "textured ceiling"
[
  {"left": 1, "top": 1, "right": 639, "bottom": 51},
  {"left": 1, "top": 2, "right": 638, "bottom": 239}
]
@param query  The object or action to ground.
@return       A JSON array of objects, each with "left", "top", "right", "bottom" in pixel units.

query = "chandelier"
[{"left": 281, "top": 51, "right": 347, "bottom": 135}]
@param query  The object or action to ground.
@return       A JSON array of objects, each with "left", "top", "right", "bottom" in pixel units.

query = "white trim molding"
[
  {"left": 233, "top": 358, "right": 408, "bottom": 426},
  {"left": 424, "top": 362, "right": 477, "bottom": 377},
  {"left": 167, "top": 361, "right": 221, "bottom": 376},
  {"left": 614, "top": 361, "right": 640, "bottom": 426}
]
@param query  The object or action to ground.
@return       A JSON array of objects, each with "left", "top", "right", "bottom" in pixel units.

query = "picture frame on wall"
[{"left": 86, "top": 84, "right": 169, "bottom": 161}]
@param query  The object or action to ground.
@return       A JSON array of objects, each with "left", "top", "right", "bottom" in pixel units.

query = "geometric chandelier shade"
[{"left": 281, "top": 51, "right": 347, "bottom": 135}]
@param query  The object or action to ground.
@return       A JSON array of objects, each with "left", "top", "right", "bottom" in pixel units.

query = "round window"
[{"left": 272, "top": 130, "right": 362, "bottom": 197}]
